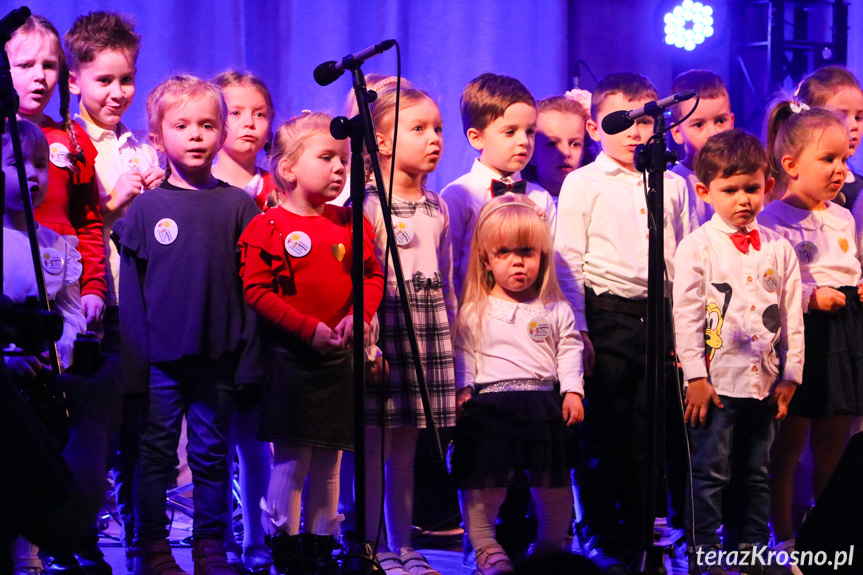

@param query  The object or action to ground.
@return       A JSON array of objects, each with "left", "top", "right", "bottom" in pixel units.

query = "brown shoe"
[
  {"left": 192, "top": 540, "right": 235, "bottom": 575},
  {"left": 132, "top": 540, "right": 188, "bottom": 575}
]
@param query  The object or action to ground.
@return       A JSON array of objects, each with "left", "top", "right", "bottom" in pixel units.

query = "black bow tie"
[{"left": 491, "top": 179, "right": 527, "bottom": 197}]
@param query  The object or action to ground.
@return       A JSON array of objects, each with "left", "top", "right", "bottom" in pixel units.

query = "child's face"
[
  {"left": 2, "top": 140, "right": 50, "bottom": 213},
  {"left": 587, "top": 93, "right": 654, "bottom": 170},
  {"left": 281, "top": 133, "right": 348, "bottom": 206},
  {"left": 153, "top": 97, "right": 225, "bottom": 177},
  {"left": 531, "top": 110, "right": 585, "bottom": 194},
  {"left": 222, "top": 85, "right": 272, "bottom": 160},
  {"left": 381, "top": 98, "right": 443, "bottom": 177},
  {"left": 671, "top": 96, "right": 734, "bottom": 163},
  {"left": 69, "top": 49, "right": 136, "bottom": 131},
  {"left": 783, "top": 125, "right": 849, "bottom": 208},
  {"left": 697, "top": 169, "right": 771, "bottom": 229},
  {"left": 7, "top": 33, "right": 60, "bottom": 118},
  {"left": 485, "top": 243, "right": 541, "bottom": 302},
  {"left": 467, "top": 102, "right": 536, "bottom": 177},
  {"left": 822, "top": 87, "right": 863, "bottom": 157}
]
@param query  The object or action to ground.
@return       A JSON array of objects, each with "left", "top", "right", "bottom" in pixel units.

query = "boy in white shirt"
[
  {"left": 672, "top": 130, "right": 803, "bottom": 574},
  {"left": 553, "top": 72, "right": 695, "bottom": 568},
  {"left": 670, "top": 70, "right": 736, "bottom": 226},
  {"left": 441, "top": 72, "right": 557, "bottom": 299}
]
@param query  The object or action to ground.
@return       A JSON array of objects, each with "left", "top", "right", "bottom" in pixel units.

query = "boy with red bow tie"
[{"left": 672, "top": 129, "right": 804, "bottom": 574}]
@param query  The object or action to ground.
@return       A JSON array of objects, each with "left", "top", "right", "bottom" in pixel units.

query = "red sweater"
[
  {"left": 254, "top": 170, "right": 278, "bottom": 211},
  {"left": 34, "top": 118, "right": 106, "bottom": 300},
  {"left": 239, "top": 204, "right": 384, "bottom": 342}
]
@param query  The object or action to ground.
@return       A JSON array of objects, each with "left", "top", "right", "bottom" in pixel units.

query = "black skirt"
[
  {"left": 258, "top": 329, "right": 354, "bottom": 450},
  {"left": 790, "top": 286, "right": 863, "bottom": 418},
  {"left": 450, "top": 388, "right": 574, "bottom": 490}
]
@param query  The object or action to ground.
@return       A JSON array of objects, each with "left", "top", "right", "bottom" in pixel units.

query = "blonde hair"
[
  {"left": 213, "top": 70, "right": 275, "bottom": 152},
  {"left": 268, "top": 111, "right": 333, "bottom": 204},
  {"left": 146, "top": 74, "right": 227, "bottom": 143},
  {"left": 458, "top": 195, "right": 564, "bottom": 346}
]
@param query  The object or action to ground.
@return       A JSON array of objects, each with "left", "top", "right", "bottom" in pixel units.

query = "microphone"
[
  {"left": 314, "top": 40, "right": 396, "bottom": 86},
  {"left": 0, "top": 6, "right": 30, "bottom": 42},
  {"left": 601, "top": 90, "right": 697, "bottom": 135}
]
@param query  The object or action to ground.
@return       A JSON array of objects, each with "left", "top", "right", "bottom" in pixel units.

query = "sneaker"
[
  {"left": 132, "top": 539, "right": 189, "bottom": 575},
  {"left": 688, "top": 545, "right": 728, "bottom": 575},
  {"left": 375, "top": 552, "right": 409, "bottom": 575},
  {"left": 474, "top": 544, "right": 513, "bottom": 575},
  {"left": 396, "top": 549, "right": 440, "bottom": 575},
  {"left": 765, "top": 539, "right": 795, "bottom": 575},
  {"left": 191, "top": 539, "right": 235, "bottom": 575},
  {"left": 738, "top": 543, "right": 767, "bottom": 575}
]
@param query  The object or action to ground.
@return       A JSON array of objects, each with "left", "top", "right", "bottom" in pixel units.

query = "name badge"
[
  {"left": 154, "top": 218, "right": 178, "bottom": 245},
  {"left": 285, "top": 231, "right": 312, "bottom": 258}
]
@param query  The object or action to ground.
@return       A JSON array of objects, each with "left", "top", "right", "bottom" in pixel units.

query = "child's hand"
[
  {"left": 810, "top": 287, "right": 846, "bottom": 312},
  {"left": 112, "top": 170, "right": 145, "bottom": 208},
  {"left": 141, "top": 166, "right": 166, "bottom": 190},
  {"left": 6, "top": 355, "right": 45, "bottom": 378},
  {"left": 334, "top": 315, "right": 354, "bottom": 348},
  {"left": 562, "top": 392, "right": 584, "bottom": 426},
  {"left": 82, "top": 294, "right": 106, "bottom": 325},
  {"left": 456, "top": 387, "right": 473, "bottom": 420},
  {"left": 771, "top": 380, "right": 797, "bottom": 420},
  {"left": 581, "top": 331, "right": 595, "bottom": 377},
  {"left": 311, "top": 322, "right": 341, "bottom": 354},
  {"left": 684, "top": 378, "right": 723, "bottom": 427}
]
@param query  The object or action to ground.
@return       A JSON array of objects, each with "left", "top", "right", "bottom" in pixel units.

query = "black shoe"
[
  {"left": 300, "top": 535, "right": 339, "bottom": 575},
  {"left": 267, "top": 533, "right": 305, "bottom": 575}
]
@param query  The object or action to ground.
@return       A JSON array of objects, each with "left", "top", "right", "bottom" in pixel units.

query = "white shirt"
[
  {"left": 671, "top": 162, "right": 714, "bottom": 226},
  {"left": 441, "top": 159, "right": 558, "bottom": 299},
  {"left": 759, "top": 200, "right": 862, "bottom": 313},
  {"left": 76, "top": 115, "right": 160, "bottom": 306},
  {"left": 672, "top": 215, "right": 804, "bottom": 399},
  {"left": 454, "top": 297, "right": 584, "bottom": 396},
  {"left": 554, "top": 152, "right": 696, "bottom": 331}
]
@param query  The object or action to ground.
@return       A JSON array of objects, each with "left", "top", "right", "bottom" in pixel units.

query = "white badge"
[
  {"left": 41, "top": 248, "right": 63, "bottom": 275},
  {"left": 154, "top": 218, "right": 178, "bottom": 245},
  {"left": 49, "top": 142, "right": 70, "bottom": 169},
  {"left": 761, "top": 267, "right": 780, "bottom": 293},
  {"left": 794, "top": 241, "right": 819, "bottom": 264},
  {"left": 393, "top": 219, "right": 415, "bottom": 246},
  {"left": 285, "top": 231, "right": 312, "bottom": 258},
  {"left": 527, "top": 315, "right": 551, "bottom": 342}
]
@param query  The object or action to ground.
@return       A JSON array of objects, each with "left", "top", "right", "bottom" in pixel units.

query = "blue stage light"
[{"left": 664, "top": 0, "right": 715, "bottom": 51}]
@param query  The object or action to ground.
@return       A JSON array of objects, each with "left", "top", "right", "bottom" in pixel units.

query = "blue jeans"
[
  {"left": 135, "top": 356, "right": 236, "bottom": 542},
  {"left": 686, "top": 395, "right": 777, "bottom": 548}
]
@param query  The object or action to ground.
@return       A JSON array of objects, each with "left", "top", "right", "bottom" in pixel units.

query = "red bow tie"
[
  {"left": 491, "top": 179, "right": 527, "bottom": 197},
  {"left": 730, "top": 229, "right": 761, "bottom": 254}
]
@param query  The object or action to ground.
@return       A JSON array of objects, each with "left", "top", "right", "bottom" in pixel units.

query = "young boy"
[
  {"left": 670, "top": 70, "right": 735, "bottom": 226},
  {"left": 441, "top": 72, "right": 557, "bottom": 298},
  {"left": 553, "top": 72, "right": 695, "bottom": 568},
  {"left": 672, "top": 129, "right": 803, "bottom": 575},
  {"left": 116, "top": 75, "right": 258, "bottom": 575}
]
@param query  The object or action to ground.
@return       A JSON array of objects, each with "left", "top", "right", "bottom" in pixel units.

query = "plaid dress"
[{"left": 363, "top": 187, "right": 457, "bottom": 428}]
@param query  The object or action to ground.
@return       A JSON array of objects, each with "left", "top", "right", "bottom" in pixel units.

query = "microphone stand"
[{"left": 328, "top": 65, "right": 443, "bottom": 575}]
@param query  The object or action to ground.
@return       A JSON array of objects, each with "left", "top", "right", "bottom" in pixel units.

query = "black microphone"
[
  {"left": 601, "top": 90, "right": 697, "bottom": 135},
  {"left": 0, "top": 6, "right": 30, "bottom": 42},
  {"left": 314, "top": 40, "right": 396, "bottom": 87}
]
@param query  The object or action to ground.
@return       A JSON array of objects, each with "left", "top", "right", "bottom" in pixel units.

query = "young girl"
[
  {"left": 797, "top": 66, "right": 863, "bottom": 211},
  {"left": 7, "top": 15, "right": 106, "bottom": 326},
  {"left": 238, "top": 112, "right": 384, "bottom": 575},
  {"left": 452, "top": 194, "right": 584, "bottom": 574},
  {"left": 361, "top": 83, "right": 454, "bottom": 574},
  {"left": 760, "top": 101, "right": 863, "bottom": 557},
  {"left": 212, "top": 70, "right": 278, "bottom": 210}
]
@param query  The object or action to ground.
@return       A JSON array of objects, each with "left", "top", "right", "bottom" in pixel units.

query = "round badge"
[
  {"left": 527, "top": 315, "right": 551, "bottom": 342},
  {"left": 393, "top": 219, "right": 415, "bottom": 247},
  {"left": 40, "top": 248, "right": 63, "bottom": 275},
  {"left": 154, "top": 218, "right": 178, "bottom": 245},
  {"left": 49, "top": 142, "right": 70, "bottom": 169},
  {"left": 284, "top": 231, "right": 312, "bottom": 258},
  {"left": 794, "top": 241, "right": 819, "bottom": 264},
  {"left": 761, "top": 267, "right": 780, "bottom": 293}
]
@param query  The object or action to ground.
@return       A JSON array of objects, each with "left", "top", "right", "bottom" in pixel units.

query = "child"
[
  {"left": 7, "top": 15, "right": 107, "bottom": 326},
  {"left": 797, "top": 65, "right": 863, "bottom": 211},
  {"left": 238, "top": 112, "right": 383, "bottom": 575},
  {"left": 670, "top": 70, "right": 736, "bottom": 226},
  {"left": 441, "top": 72, "right": 557, "bottom": 299},
  {"left": 212, "top": 70, "right": 277, "bottom": 210},
  {"left": 759, "top": 101, "right": 863, "bottom": 558},
  {"left": 361, "top": 83, "right": 454, "bottom": 574},
  {"left": 671, "top": 129, "right": 804, "bottom": 574},
  {"left": 523, "top": 93, "right": 591, "bottom": 200},
  {"left": 452, "top": 194, "right": 584, "bottom": 574},
  {"left": 116, "top": 75, "right": 260, "bottom": 575},
  {"left": 63, "top": 13, "right": 163, "bottom": 568},
  {"left": 553, "top": 72, "right": 695, "bottom": 568}
]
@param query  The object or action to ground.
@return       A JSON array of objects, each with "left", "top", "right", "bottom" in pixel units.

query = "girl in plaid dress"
[{"left": 361, "top": 82, "right": 456, "bottom": 575}]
